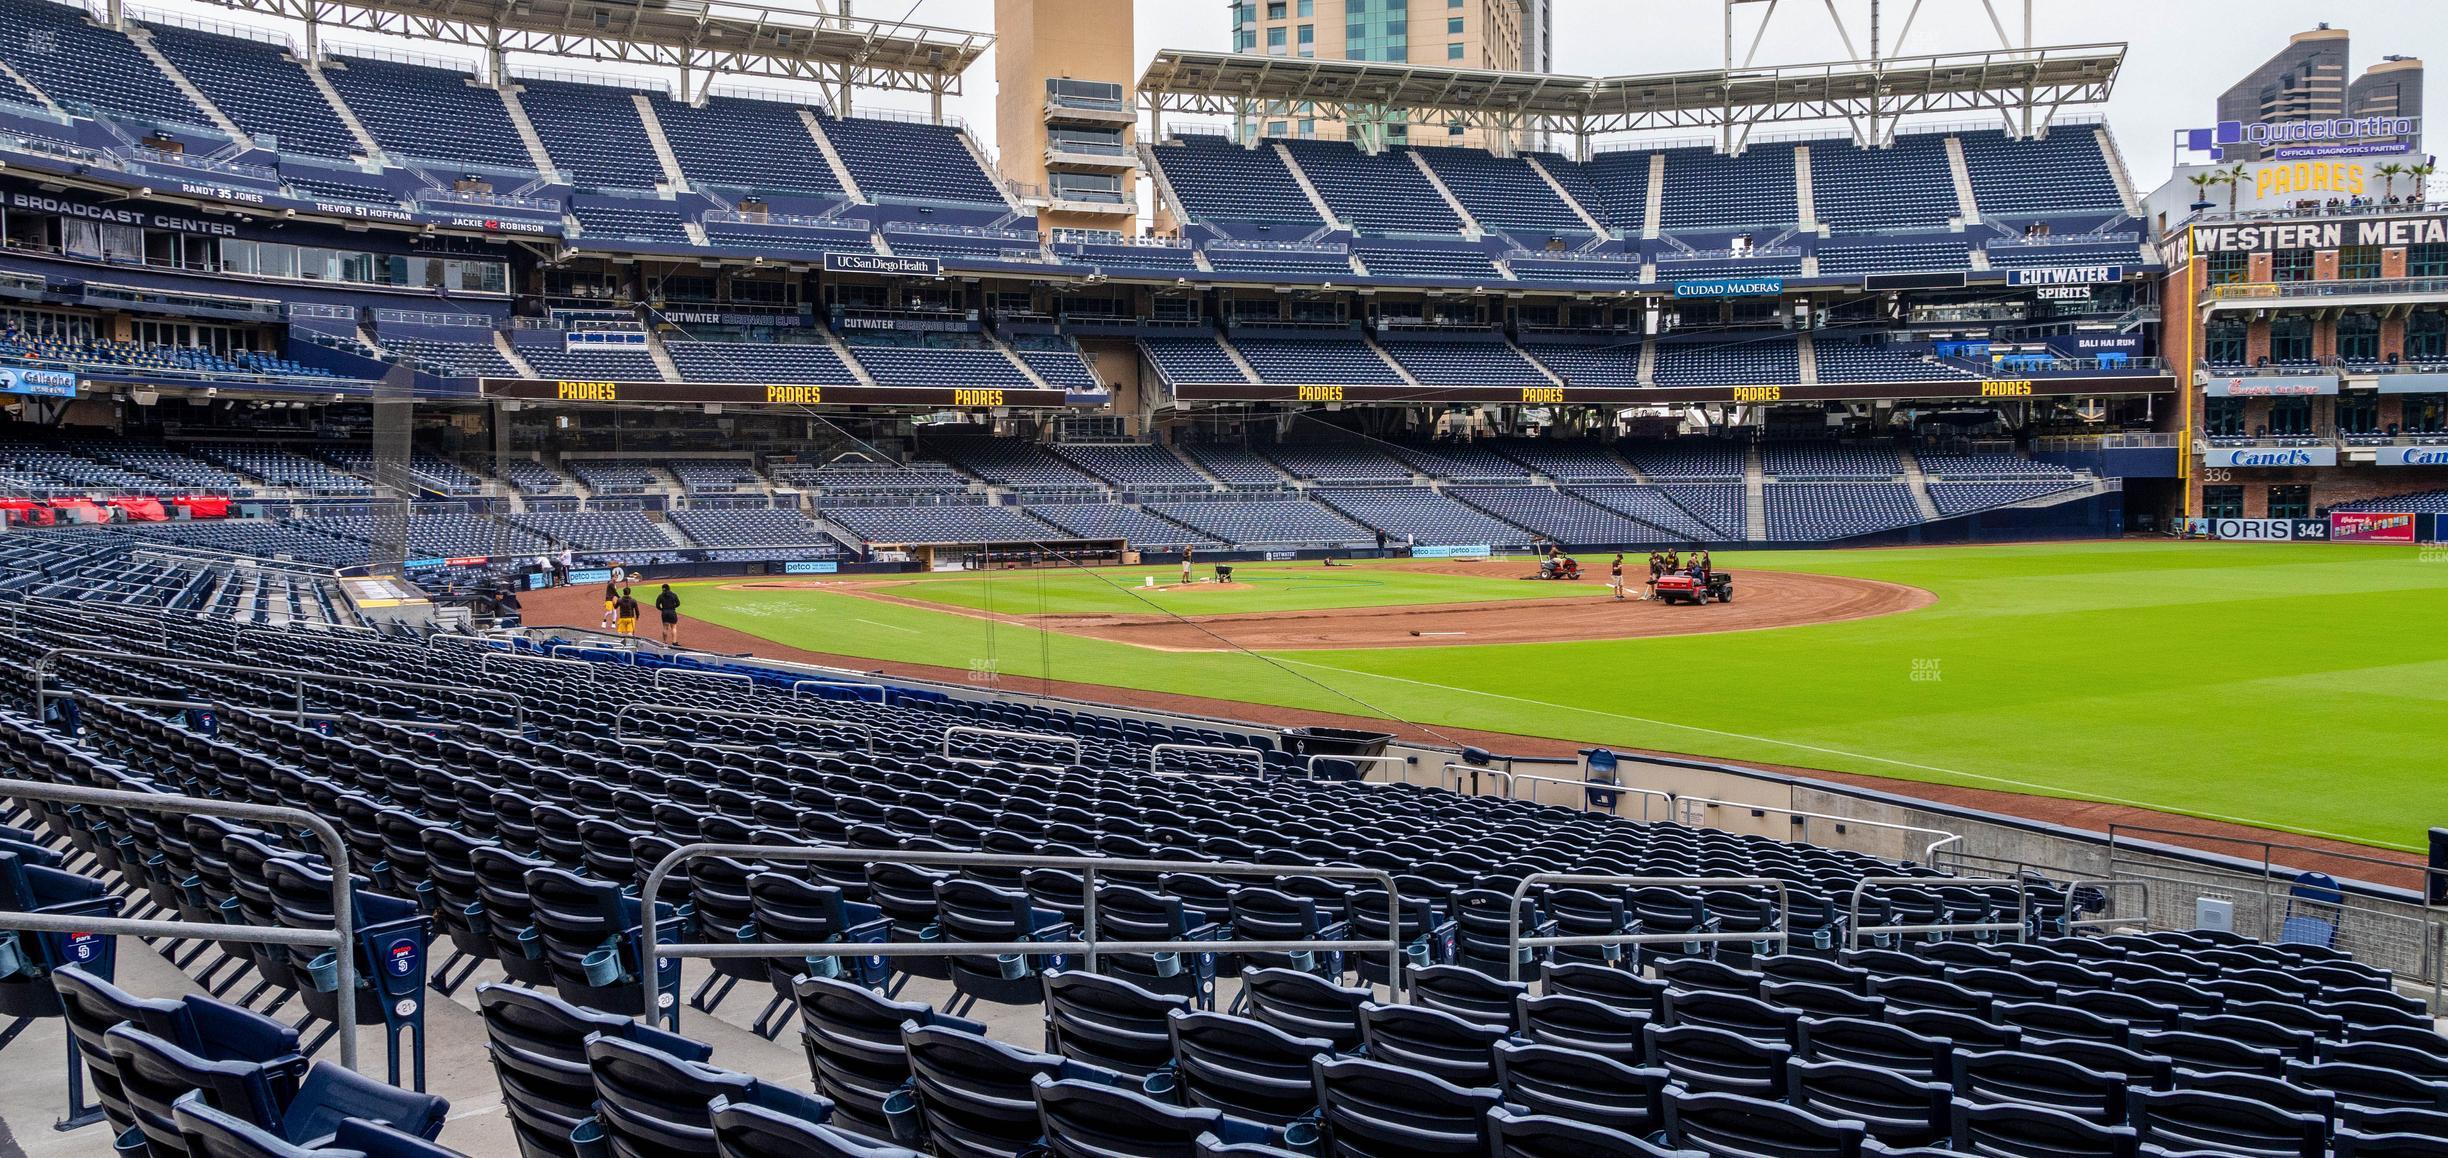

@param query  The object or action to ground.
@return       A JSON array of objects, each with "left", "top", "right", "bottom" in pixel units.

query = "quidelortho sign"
[
  {"left": 2192, "top": 211, "right": 2448, "bottom": 254},
  {"left": 2183, "top": 116, "right": 2420, "bottom": 160},
  {"left": 2204, "top": 447, "right": 2337, "bottom": 468}
]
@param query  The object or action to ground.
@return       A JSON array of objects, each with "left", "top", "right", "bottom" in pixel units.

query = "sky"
[{"left": 134, "top": 0, "right": 2444, "bottom": 194}]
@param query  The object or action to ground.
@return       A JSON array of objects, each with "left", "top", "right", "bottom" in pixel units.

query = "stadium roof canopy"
[
  {"left": 189, "top": 0, "right": 989, "bottom": 102},
  {"left": 1139, "top": 43, "right": 2127, "bottom": 154}
]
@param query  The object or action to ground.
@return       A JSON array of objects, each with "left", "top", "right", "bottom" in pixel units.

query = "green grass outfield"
[{"left": 680, "top": 542, "right": 2448, "bottom": 851}]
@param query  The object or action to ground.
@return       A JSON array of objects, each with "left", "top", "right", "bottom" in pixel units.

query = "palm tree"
[
  {"left": 2374, "top": 162, "right": 2407, "bottom": 200},
  {"left": 2188, "top": 171, "right": 2219, "bottom": 210},
  {"left": 2222, "top": 163, "right": 2248, "bottom": 213},
  {"left": 2411, "top": 157, "right": 2438, "bottom": 205}
]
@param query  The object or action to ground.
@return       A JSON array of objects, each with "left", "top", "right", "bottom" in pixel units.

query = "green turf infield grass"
[
  {"left": 680, "top": 541, "right": 2448, "bottom": 851},
  {"left": 854, "top": 559, "right": 1598, "bottom": 615}
]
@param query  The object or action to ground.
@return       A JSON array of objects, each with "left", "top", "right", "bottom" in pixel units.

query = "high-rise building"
[
  {"left": 2348, "top": 54, "right": 2425, "bottom": 154},
  {"left": 2213, "top": 26, "right": 2424, "bottom": 161},
  {"left": 1226, "top": 0, "right": 1548, "bottom": 151},
  {"left": 993, "top": 0, "right": 1140, "bottom": 235}
]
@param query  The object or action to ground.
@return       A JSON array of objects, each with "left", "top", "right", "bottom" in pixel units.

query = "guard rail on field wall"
[
  {"left": 0, "top": 780, "right": 363, "bottom": 1073},
  {"left": 637, "top": 846, "right": 1407, "bottom": 1022},
  {"left": 1673, "top": 794, "right": 1962, "bottom": 864},
  {"left": 1504, "top": 874, "right": 1793, "bottom": 981},
  {"left": 2105, "top": 824, "right": 2448, "bottom": 1008}
]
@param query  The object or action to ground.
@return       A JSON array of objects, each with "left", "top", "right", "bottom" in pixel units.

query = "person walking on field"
[
  {"left": 1181, "top": 546, "right": 1195, "bottom": 585},
  {"left": 1609, "top": 554, "right": 1626, "bottom": 601},
  {"left": 615, "top": 587, "right": 640, "bottom": 638},
  {"left": 601, "top": 576, "right": 620, "bottom": 630},
  {"left": 654, "top": 583, "right": 682, "bottom": 647}
]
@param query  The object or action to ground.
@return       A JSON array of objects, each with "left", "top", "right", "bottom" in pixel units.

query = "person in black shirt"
[
  {"left": 614, "top": 587, "right": 640, "bottom": 638},
  {"left": 654, "top": 584, "right": 682, "bottom": 647}
]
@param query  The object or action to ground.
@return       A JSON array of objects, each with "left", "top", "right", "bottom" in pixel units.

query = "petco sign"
[{"left": 2204, "top": 447, "right": 2336, "bottom": 468}]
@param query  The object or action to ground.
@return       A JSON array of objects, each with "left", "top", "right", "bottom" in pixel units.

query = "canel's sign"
[{"left": 2203, "top": 447, "right": 2337, "bottom": 468}]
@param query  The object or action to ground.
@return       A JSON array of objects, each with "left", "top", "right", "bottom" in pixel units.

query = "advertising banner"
[
  {"left": 2203, "top": 447, "right": 2337, "bottom": 468},
  {"left": 824, "top": 252, "right": 942, "bottom": 277},
  {"left": 2209, "top": 518, "right": 2304, "bottom": 540},
  {"left": 782, "top": 560, "right": 842, "bottom": 575},
  {"left": 2330, "top": 512, "right": 2419, "bottom": 543},
  {"left": 2373, "top": 374, "right": 2448, "bottom": 394},
  {"left": 2192, "top": 211, "right": 2448, "bottom": 254},
  {"left": 1411, "top": 544, "right": 1493, "bottom": 559},
  {"left": 2202, "top": 376, "right": 2337, "bottom": 397},
  {"left": 566, "top": 568, "right": 613, "bottom": 584},
  {"left": 2375, "top": 446, "right": 2448, "bottom": 466},
  {"left": 2007, "top": 265, "right": 2126, "bottom": 286},
  {"left": 1672, "top": 277, "right": 1784, "bottom": 298},
  {"left": 0, "top": 365, "right": 77, "bottom": 397}
]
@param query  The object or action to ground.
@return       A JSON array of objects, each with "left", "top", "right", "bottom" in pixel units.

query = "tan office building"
[
  {"left": 994, "top": 0, "right": 1141, "bottom": 235},
  {"left": 1227, "top": 0, "right": 1550, "bottom": 151}
]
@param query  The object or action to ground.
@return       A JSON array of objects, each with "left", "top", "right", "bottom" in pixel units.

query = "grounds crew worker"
[{"left": 655, "top": 583, "right": 682, "bottom": 647}]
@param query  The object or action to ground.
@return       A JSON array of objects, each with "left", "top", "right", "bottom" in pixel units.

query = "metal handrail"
[
  {"left": 1148, "top": 744, "right": 1266, "bottom": 776},
  {"left": 1846, "top": 875, "right": 2031, "bottom": 949},
  {"left": 0, "top": 779, "right": 360, "bottom": 1072},
  {"left": 635, "top": 846, "right": 1405, "bottom": 1022},
  {"left": 791, "top": 679, "right": 887, "bottom": 704},
  {"left": 1503, "top": 873, "right": 1794, "bottom": 982},
  {"left": 2058, "top": 878, "right": 2151, "bottom": 934},
  {"left": 480, "top": 650, "right": 599, "bottom": 682},
  {"left": 1509, "top": 771, "right": 1671, "bottom": 821},
  {"left": 95, "top": 694, "right": 471, "bottom": 733},
  {"left": 1674, "top": 795, "right": 1962, "bottom": 864},
  {"left": 1303, "top": 754, "right": 1411, "bottom": 780},
  {"left": 942, "top": 726, "right": 1083, "bottom": 762},
  {"left": 611, "top": 703, "right": 873, "bottom": 748},
  {"left": 1441, "top": 762, "right": 1514, "bottom": 799},
  {"left": 650, "top": 667, "right": 755, "bottom": 692},
  {"left": 29, "top": 647, "right": 525, "bottom": 728}
]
